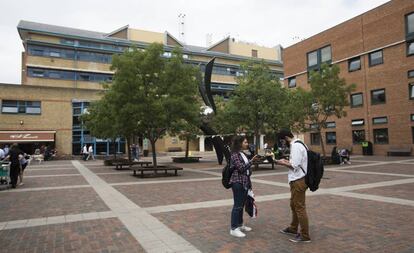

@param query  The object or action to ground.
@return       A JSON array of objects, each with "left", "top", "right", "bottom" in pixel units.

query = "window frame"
[
  {"left": 371, "top": 88, "right": 386, "bottom": 105},
  {"left": 1, "top": 100, "right": 41, "bottom": 115},
  {"left": 288, "top": 76, "right": 296, "bottom": 88},
  {"left": 405, "top": 12, "right": 414, "bottom": 40},
  {"left": 351, "top": 119, "right": 364, "bottom": 127},
  {"left": 373, "top": 128, "right": 389, "bottom": 144},
  {"left": 325, "top": 132, "right": 337, "bottom": 145},
  {"left": 368, "top": 50, "right": 383, "bottom": 67},
  {"left": 408, "top": 70, "right": 414, "bottom": 78},
  {"left": 352, "top": 129, "right": 366, "bottom": 144},
  {"left": 372, "top": 116, "right": 388, "bottom": 125},
  {"left": 310, "top": 132, "right": 321, "bottom": 145},
  {"left": 409, "top": 83, "right": 414, "bottom": 100},
  {"left": 350, "top": 92, "right": 363, "bottom": 108},
  {"left": 407, "top": 41, "right": 414, "bottom": 57},
  {"left": 348, "top": 57, "right": 361, "bottom": 72}
]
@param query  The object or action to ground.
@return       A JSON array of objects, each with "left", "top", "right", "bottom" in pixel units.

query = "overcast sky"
[{"left": 0, "top": 0, "right": 389, "bottom": 84}]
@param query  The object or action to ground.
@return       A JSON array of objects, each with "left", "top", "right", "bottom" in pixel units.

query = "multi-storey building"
[
  {"left": 283, "top": 0, "right": 414, "bottom": 155},
  {"left": 0, "top": 20, "right": 283, "bottom": 157}
]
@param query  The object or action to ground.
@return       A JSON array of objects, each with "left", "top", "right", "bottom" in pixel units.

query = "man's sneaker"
[
  {"left": 239, "top": 225, "right": 252, "bottom": 232},
  {"left": 279, "top": 227, "right": 297, "bottom": 236},
  {"left": 230, "top": 228, "right": 246, "bottom": 238},
  {"left": 289, "top": 234, "right": 311, "bottom": 243}
]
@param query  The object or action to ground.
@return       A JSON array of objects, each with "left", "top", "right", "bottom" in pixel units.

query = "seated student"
[{"left": 339, "top": 149, "right": 351, "bottom": 165}]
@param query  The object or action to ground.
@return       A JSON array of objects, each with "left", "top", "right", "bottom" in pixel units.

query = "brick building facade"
[{"left": 283, "top": 0, "right": 414, "bottom": 155}]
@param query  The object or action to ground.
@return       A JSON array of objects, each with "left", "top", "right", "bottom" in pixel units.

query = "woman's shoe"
[
  {"left": 239, "top": 225, "right": 252, "bottom": 232},
  {"left": 230, "top": 228, "right": 246, "bottom": 238}
]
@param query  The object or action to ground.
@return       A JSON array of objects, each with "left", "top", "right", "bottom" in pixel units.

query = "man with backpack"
[{"left": 276, "top": 129, "right": 311, "bottom": 243}]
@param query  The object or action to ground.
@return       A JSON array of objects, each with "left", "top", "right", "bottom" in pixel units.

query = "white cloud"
[{"left": 0, "top": 0, "right": 389, "bottom": 84}]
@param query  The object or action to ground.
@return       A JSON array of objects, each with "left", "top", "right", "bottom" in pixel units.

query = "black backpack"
[
  {"left": 295, "top": 141, "right": 324, "bottom": 192},
  {"left": 222, "top": 160, "right": 233, "bottom": 189}
]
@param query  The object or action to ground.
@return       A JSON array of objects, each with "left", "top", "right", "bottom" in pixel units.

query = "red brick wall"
[{"left": 283, "top": 0, "right": 414, "bottom": 155}]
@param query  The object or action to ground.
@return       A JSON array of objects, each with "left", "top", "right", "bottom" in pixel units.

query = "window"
[
  {"left": 352, "top": 119, "right": 364, "bottom": 126},
  {"left": 326, "top": 122, "right": 336, "bottom": 128},
  {"left": 351, "top": 93, "right": 363, "bottom": 107},
  {"left": 371, "top": 89, "right": 386, "bottom": 105},
  {"left": 310, "top": 123, "right": 319, "bottom": 130},
  {"left": 406, "top": 12, "right": 414, "bottom": 39},
  {"left": 320, "top": 46, "right": 332, "bottom": 63},
  {"left": 409, "top": 70, "right": 414, "bottom": 78},
  {"left": 48, "top": 71, "right": 61, "bottom": 79},
  {"left": 326, "top": 132, "right": 336, "bottom": 145},
  {"left": 373, "top": 128, "right": 388, "bottom": 144},
  {"left": 307, "top": 51, "right": 318, "bottom": 67},
  {"left": 1, "top": 100, "right": 41, "bottom": 114},
  {"left": 50, "top": 51, "right": 61, "bottom": 57},
  {"left": 310, "top": 133, "right": 320, "bottom": 145},
  {"left": 373, "top": 117, "right": 387, "bottom": 124},
  {"left": 348, "top": 57, "right": 361, "bottom": 72},
  {"left": 352, "top": 130, "right": 365, "bottom": 144},
  {"left": 369, "top": 50, "right": 383, "bottom": 66},
  {"left": 252, "top": 49, "right": 258, "bottom": 58},
  {"left": 32, "top": 70, "right": 45, "bottom": 77},
  {"left": 408, "top": 42, "right": 414, "bottom": 56},
  {"left": 411, "top": 114, "right": 414, "bottom": 121},
  {"left": 409, "top": 83, "right": 414, "bottom": 99},
  {"left": 288, "top": 77, "right": 296, "bottom": 88}
]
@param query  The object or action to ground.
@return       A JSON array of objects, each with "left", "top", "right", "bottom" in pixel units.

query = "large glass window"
[
  {"left": 310, "top": 133, "right": 321, "bottom": 145},
  {"left": 351, "top": 93, "right": 363, "bottom": 107},
  {"left": 348, "top": 57, "right": 361, "bottom": 72},
  {"left": 288, "top": 77, "right": 296, "bottom": 88},
  {"left": 1, "top": 100, "right": 41, "bottom": 114},
  {"left": 326, "top": 132, "right": 336, "bottom": 145},
  {"left": 307, "top": 45, "right": 331, "bottom": 68},
  {"left": 409, "top": 83, "right": 414, "bottom": 99},
  {"left": 373, "top": 128, "right": 388, "bottom": 144},
  {"left": 27, "top": 67, "right": 112, "bottom": 83},
  {"left": 371, "top": 89, "right": 386, "bottom": 105},
  {"left": 352, "top": 130, "right": 365, "bottom": 144},
  {"left": 369, "top": 50, "right": 383, "bottom": 66}
]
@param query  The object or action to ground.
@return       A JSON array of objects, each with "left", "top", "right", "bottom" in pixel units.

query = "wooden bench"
[
  {"left": 252, "top": 160, "right": 275, "bottom": 170},
  {"left": 172, "top": 156, "right": 202, "bottom": 163},
  {"left": 113, "top": 161, "right": 152, "bottom": 170},
  {"left": 167, "top": 147, "right": 182, "bottom": 152},
  {"left": 387, "top": 146, "right": 412, "bottom": 156},
  {"left": 130, "top": 165, "right": 183, "bottom": 178}
]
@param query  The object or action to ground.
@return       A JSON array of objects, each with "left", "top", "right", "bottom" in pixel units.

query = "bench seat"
[
  {"left": 130, "top": 165, "right": 183, "bottom": 178},
  {"left": 387, "top": 147, "right": 412, "bottom": 156}
]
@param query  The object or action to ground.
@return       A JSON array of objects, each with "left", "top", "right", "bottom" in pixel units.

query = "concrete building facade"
[
  {"left": 283, "top": 0, "right": 414, "bottom": 155},
  {"left": 0, "top": 20, "right": 283, "bottom": 157}
]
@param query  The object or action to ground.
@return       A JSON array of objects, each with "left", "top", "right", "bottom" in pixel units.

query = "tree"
[
  {"left": 108, "top": 43, "right": 200, "bottom": 168},
  {"left": 225, "top": 60, "right": 282, "bottom": 153},
  {"left": 82, "top": 96, "right": 121, "bottom": 158},
  {"left": 306, "top": 63, "right": 356, "bottom": 157}
]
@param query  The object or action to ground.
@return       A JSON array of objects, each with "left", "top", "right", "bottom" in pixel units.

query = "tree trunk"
[
  {"left": 185, "top": 136, "right": 189, "bottom": 158},
  {"left": 319, "top": 130, "right": 326, "bottom": 157},
  {"left": 150, "top": 139, "right": 157, "bottom": 168},
  {"left": 113, "top": 137, "right": 117, "bottom": 159},
  {"left": 126, "top": 136, "right": 132, "bottom": 162},
  {"left": 255, "top": 129, "right": 260, "bottom": 155}
]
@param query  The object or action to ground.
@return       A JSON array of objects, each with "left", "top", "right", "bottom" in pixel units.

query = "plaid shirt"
[{"left": 229, "top": 152, "right": 252, "bottom": 190}]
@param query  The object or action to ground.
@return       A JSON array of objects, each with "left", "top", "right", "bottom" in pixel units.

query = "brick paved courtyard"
[{"left": 0, "top": 153, "right": 413, "bottom": 252}]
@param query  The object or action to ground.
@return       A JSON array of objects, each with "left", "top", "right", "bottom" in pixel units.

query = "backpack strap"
[{"left": 294, "top": 140, "right": 307, "bottom": 175}]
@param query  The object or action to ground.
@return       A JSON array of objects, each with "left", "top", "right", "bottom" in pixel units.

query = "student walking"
[
  {"left": 87, "top": 145, "right": 95, "bottom": 160},
  {"left": 229, "top": 136, "right": 259, "bottom": 238},
  {"left": 4, "top": 143, "right": 23, "bottom": 188},
  {"left": 276, "top": 129, "right": 311, "bottom": 243},
  {"left": 82, "top": 144, "right": 88, "bottom": 161}
]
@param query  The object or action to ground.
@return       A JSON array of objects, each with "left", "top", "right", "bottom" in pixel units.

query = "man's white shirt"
[{"left": 288, "top": 138, "right": 308, "bottom": 183}]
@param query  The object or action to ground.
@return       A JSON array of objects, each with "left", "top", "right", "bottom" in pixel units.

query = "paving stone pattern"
[{"left": 0, "top": 156, "right": 413, "bottom": 252}]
